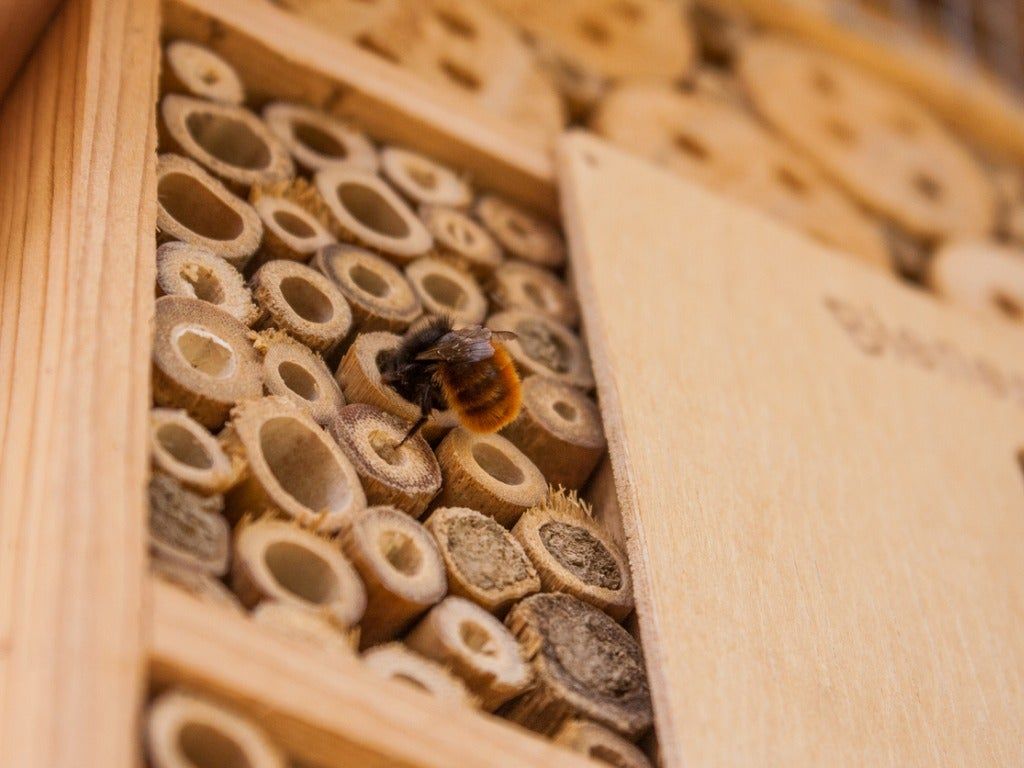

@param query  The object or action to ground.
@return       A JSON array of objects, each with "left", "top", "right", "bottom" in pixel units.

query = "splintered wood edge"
[
  {"left": 163, "top": 0, "right": 557, "bottom": 216},
  {"left": 556, "top": 132, "right": 681, "bottom": 766},
  {"left": 149, "top": 579, "right": 600, "bottom": 768}
]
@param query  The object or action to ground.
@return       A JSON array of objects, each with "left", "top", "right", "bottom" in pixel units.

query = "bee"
[{"left": 380, "top": 316, "right": 522, "bottom": 445}]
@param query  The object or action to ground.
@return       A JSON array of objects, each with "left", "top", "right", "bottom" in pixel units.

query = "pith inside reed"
[{"left": 146, "top": 36, "right": 653, "bottom": 768}]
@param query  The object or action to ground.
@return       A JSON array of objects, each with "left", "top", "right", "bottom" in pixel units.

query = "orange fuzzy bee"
[{"left": 380, "top": 316, "right": 522, "bottom": 445}]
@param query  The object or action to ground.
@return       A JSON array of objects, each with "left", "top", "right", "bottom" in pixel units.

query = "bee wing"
[
  {"left": 415, "top": 326, "right": 496, "bottom": 363},
  {"left": 490, "top": 330, "right": 517, "bottom": 343}
]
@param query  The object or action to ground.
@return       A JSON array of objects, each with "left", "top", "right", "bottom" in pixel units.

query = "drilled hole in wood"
[
  {"left": 199, "top": 69, "right": 220, "bottom": 86},
  {"left": 185, "top": 111, "right": 272, "bottom": 170},
  {"left": 611, "top": 0, "right": 643, "bottom": 21},
  {"left": 443, "top": 218, "right": 475, "bottom": 246},
  {"left": 407, "top": 165, "right": 439, "bottom": 190},
  {"left": 673, "top": 132, "right": 710, "bottom": 161},
  {"left": 259, "top": 415, "right": 351, "bottom": 511},
  {"left": 472, "top": 443, "right": 525, "bottom": 486},
  {"left": 294, "top": 120, "right": 348, "bottom": 158},
  {"left": 369, "top": 429, "right": 403, "bottom": 465},
  {"left": 180, "top": 265, "right": 226, "bottom": 304},
  {"left": 435, "top": 8, "right": 477, "bottom": 38},
  {"left": 336, "top": 182, "right": 412, "bottom": 238},
  {"left": 553, "top": 400, "right": 578, "bottom": 422},
  {"left": 178, "top": 722, "right": 252, "bottom": 768},
  {"left": 273, "top": 209, "right": 317, "bottom": 239},
  {"left": 810, "top": 67, "right": 838, "bottom": 97},
  {"left": 278, "top": 360, "right": 321, "bottom": 401},
  {"left": 355, "top": 34, "right": 400, "bottom": 64},
  {"left": 992, "top": 290, "right": 1024, "bottom": 321},
  {"left": 439, "top": 59, "right": 483, "bottom": 92},
  {"left": 155, "top": 422, "right": 214, "bottom": 470},
  {"left": 280, "top": 276, "right": 334, "bottom": 323},
  {"left": 774, "top": 165, "right": 810, "bottom": 197},
  {"left": 350, "top": 263, "right": 390, "bottom": 297},
  {"left": 379, "top": 529, "right": 423, "bottom": 575},
  {"left": 393, "top": 673, "right": 430, "bottom": 692},
  {"left": 263, "top": 540, "right": 337, "bottom": 604},
  {"left": 158, "top": 172, "right": 245, "bottom": 240},
  {"left": 173, "top": 326, "right": 236, "bottom": 379},
  {"left": 459, "top": 620, "right": 497, "bottom": 656},
  {"left": 422, "top": 273, "right": 468, "bottom": 309},
  {"left": 578, "top": 16, "right": 612, "bottom": 45},
  {"left": 590, "top": 744, "right": 631, "bottom": 768},
  {"left": 913, "top": 171, "right": 943, "bottom": 202},
  {"left": 824, "top": 118, "right": 857, "bottom": 145}
]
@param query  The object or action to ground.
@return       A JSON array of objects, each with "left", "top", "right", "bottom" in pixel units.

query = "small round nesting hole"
[
  {"left": 421, "top": 273, "right": 468, "bottom": 309},
  {"left": 180, "top": 265, "right": 226, "bottom": 304},
  {"left": 552, "top": 400, "right": 578, "bottom": 422},
  {"left": 406, "top": 164, "right": 439, "bottom": 191},
  {"left": 673, "top": 132, "right": 710, "bottom": 161},
  {"left": 336, "top": 182, "right": 412, "bottom": 238},
  {"left": 278, "top": 360, "right": 321, "bottom": 401},
  {"left": 459, "top": 620, "right": 497, "bottom": 656},
  {"left": 173, "top": 326, "right": 236, "bottom": 379},
  {"left": 263, "top": 539, "right": 338, "bottom": 604},
  {"left": 177, "top": 722, "right": 252, "bottom": 768},
  {"left": 471, "top": 442, "right": 525, "bottom": 486},
  {"left": 435, "top": 8, "right": 477, "bottom": 39},
  {"left": 439, "top": 59, "right": 482, "bottom": 92},
  {"left": 774, "top": 165, "right": 810, "bottom": 197},
  {"left": 378, "top": 529, "right": 423, "bottom": 576},
  {"left": 578, "top": 16, "right": 612, "bottom": 45},
  {"left": 349, "top": 263, "right": 390, "bottom": 298},
  {"left": 992, "top": 290, "right": 1024, "bottom": 321},
  {"left": 159, "top": 172, "right": 245, "bottom": 241},
  {"left": 279, "top": 276, "right": 335, "bottom": 323},
  {"left": 156, "top": 422, "right": 214, "bottom": 469},
  {"left": 185, "top": 111, "right": 272, "bottom": 170},
  {"left": 590, "top": 745, "right": 630, "bottom": 768},
  {"left": 294, "top": 121, "right": 347, "bottom": 159},
  {"left": 912, "top": 171, "right": 943, "bottom": 203},
  {"left": 259, "top": 415, "right": 352, "bottom": 512},
  {"left": 368, "top": 429, "right": 404, "bottom": 466},
  {"left": 824, "top": 118, "right": 857, "bottom": 145},
  {"left": 273, "top": 209, "right": 317, "bottom": 239}
]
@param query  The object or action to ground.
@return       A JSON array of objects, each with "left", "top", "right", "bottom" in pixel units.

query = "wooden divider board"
[{"left": 559, "top": 132, "right": 1024, "bottom": 767}]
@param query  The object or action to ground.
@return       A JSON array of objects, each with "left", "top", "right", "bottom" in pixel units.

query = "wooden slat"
[
  {"left": 162, "top": 0, "right": 557, "bottom": 216},
  {"left": 0, "top": 0, "right": 159, "bottom": 766},
  {"left": 715, "top": 0, "right": 1024, "bottom": 162},
  {"left": 150, "top": 579, "right": 600, "bottom": 768},
  {"left": 0, "top": 0, "right": 63, "bottom": 100},
  {"left": 558, "top": 131, "right": 1024, "bottom": 767}
]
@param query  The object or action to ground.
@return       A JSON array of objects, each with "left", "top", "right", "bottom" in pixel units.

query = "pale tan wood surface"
[
  {"left": 710, "top": 0, "right": 1024, "bottom": 164},
  {"left": 164, "top": 0, "right": 557, "bottom": 215},
  {"left": 151, "top": 579, "right": 601, "bottom": 768},
  {"left": 559, "top": 132, "right": 1024, "bottom": 767},
  {"left": 0, "top": 0, "right": 159, "bottom": 765}
]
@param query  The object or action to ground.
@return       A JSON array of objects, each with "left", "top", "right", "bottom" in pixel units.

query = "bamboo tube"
[
  {"left": 488, "top": 310, "right": 595, "bottom": 389},
  {"left": 501, "top": 376, "right": 605, "bottom": 489},
  {"left": 263, "top": 102, "right": 379, "bottom": 175},
  {"left": 221, "top": 396, "right": 367, "bottom": 532},
  {"left": 553, "top": 719, "right": 654, "bottom": 768},
  {"left": 156, "top": 242, "right": 258, "bottom": 326},
  {"left": 250, "top": 260, "right": 353, "bottom": 354},
  {"left": 148, "top": 472, "right": 229, "bottom": 577},
  {"left": 337, "top": 506, "right": 447, "bottom": 647},
  {"left": 255, "top": 330, "right": 345, "bottom": 426},
  {"left": 406, "top": 596, "right": 533, "bottom": 710},
  {"left": 160, "top": 95, "right": 295, "bottom": 193},
  {"left": 150, "top": 408, "right": 240, "bottom": 495},
  {"left": 929, "top": 240, "right": 1024, "bottom": 323},
  {"left": 314, "top": 166, "right": 434, "bottom": 264},
  {"left": 232, "top": 517, "right": 367, "bottom": 631},
  {"left": 380, "top": 147, "right": 472, "bottom": 209},
  {"left": 145, "top": 689, "right": 286, "bottom": 768},
  {"left": 156, "top": 154, "right": 264, "bottom": 270},
  {"left": 151, "top": 296, "right": 263, "bottom": 429},
  {"left": 314, "top": 244, "right": 422, "bottom": 334},
  {"left": 336, "top": 331, "right": 458, "bottom": 442},
  {"left": 150, "top": 557, "right": 245, "bottom": 615},
  {"left": 512, "top": 488, "right": 633, "bottom": 621},
  {"left": 488, "top": 260, "right": 579, "bottom": 327},
  {"left": 361, "top": 642, "right": 476, "bottom": 707},
  {"left": 433, "top": 429, "right": 547, "bottom": 527},
  {"left": 251, "top": 601, "right": 359, "bottom": 655},
  {"left": 405, "top": 256, "right": 488, "bottom": 325},
  {"left": 249, "top": 184, "right": 336, "bottom": 263},
  {"left": 475, "top": 195, "right": 566, "bottom": 270},
  {"left": 420, "top": 205, "right": 504, "bottom": 280},
  {"left": 503, "top": 593, "right": 653, "bottom": 739},
  {"left": 424, "top": 506, "right": 540, "bottom": 614},
  {"left": 326, "top": 404, "right": 442, "bottom": 518},
  {"left": 161, "top": 40, "right": 245, "bottom": 105}
]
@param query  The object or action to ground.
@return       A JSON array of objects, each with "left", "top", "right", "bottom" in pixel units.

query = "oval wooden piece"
[
  {"left": 257, "top": 331, "right": 345, "bottom": 425},
  {"left": 362, "top": 642, "right": 476, "bottom": 708},
  {"left": 737, "top": 35, "right": 996, "bottom": 241},
  {"left": 421, "top": 205, "right": 504, "bottom": 279},
  {"left": 156, "top": 242, "right": 258, "bottom": 326},
  {"left": 476, "top": 195, "right": 566, "bottom": 269},
  {"left": 148, "top": 472, "right": 229, "bottom": 577},
  {"left": 405, "top": 256, "right": 488, "bottom": 325},
  {"left": 221, "top": 396, "right": 367, "bottom": 532},
  {"left": 263, "top": 101, "right": 379, "bottom": 174},
  {"left": 929, "top": 239, "right": 1024, "bottom": 324},
  {"left": 156, "top": 154, "right": 264, "bottom": 270},
  {"left": 554, "top": 719, "right": 654, "bottom": 768},
  {"left": 150, "top": 408, "right": 239, "bottom": 495},
  {"left": 488, "top": 310, "right": 595, "bottom": 389},
  {"left": 381, "top": 147, "right": 472, "bottom": 208},
  {"left": 161, "top": 39, "right": 245, "bottom": 105},
  {"left": 151, "top": 296, "right": 263, "bottom": 429},
  {"left": 250, "top": 186, "right": 337, "bottom": 263},
  {"left": 489, "top": 260, "right": 579, "bottom": 328}
]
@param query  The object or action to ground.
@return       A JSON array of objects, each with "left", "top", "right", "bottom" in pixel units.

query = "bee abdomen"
[{"left": 439, "top": 344, "right": 522, "bottom": 433}]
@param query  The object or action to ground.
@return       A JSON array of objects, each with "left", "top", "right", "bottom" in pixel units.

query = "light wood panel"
[
  {"left": 712, "top": 0, "right": 1024, "bottom": 163},
  {"left": 0, "top": 0, "right": 159, "bottom": 766},
  {"left": 559, "top": 131, "right": 1024, "bottom": 767},
  {"left": 151, "top": 580, "right": 600, "bottom": 768},
  {"left": 0, "top": 0, "right": 62, "bottom": 100},
  {"left": 163, "top": 0, "right": 557, "bottom": 215}
]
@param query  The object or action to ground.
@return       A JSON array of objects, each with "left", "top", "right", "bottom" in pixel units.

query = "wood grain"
[
  {"left": 0, "top": 0, "right": 159, "bottom": 766},
  {"left": 151, "top": 579, "right": 600, "bottom": 768},
  {"left": 163, "top": 0, "right": 557, "bottom": 216},
  {"left": 560, "top": 131, "right": 1024, "bottom": 767},
  {"left": 0, "top": 0, "right": 63, "bottom": 100}
]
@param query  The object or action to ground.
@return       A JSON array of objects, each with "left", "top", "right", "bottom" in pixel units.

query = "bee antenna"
[{"left": 397, "top": 416, "right": 427, "bottom": 448}]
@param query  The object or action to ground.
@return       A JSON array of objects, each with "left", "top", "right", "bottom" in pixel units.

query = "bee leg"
[
  {"left": 397, "top": 415, "right": 428, "bottom": 447},
  {"left": 397, "top": 387, "right": 433, "bottom": 447}
]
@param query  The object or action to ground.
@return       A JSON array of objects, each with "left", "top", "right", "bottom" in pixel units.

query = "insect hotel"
[{"left": 1, "top": 0, "right": 1023, "bottom": 766}]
